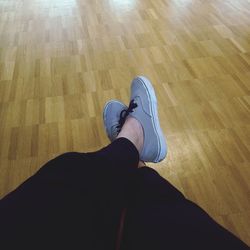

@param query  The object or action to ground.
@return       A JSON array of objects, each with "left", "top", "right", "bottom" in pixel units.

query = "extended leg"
[{"left": 122, "top": 167, "right": 249, "bottom": 250}]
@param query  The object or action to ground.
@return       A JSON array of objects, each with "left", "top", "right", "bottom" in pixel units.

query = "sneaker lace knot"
[{"left": 116, "top": 100, "right": 138, "bottom": 133}]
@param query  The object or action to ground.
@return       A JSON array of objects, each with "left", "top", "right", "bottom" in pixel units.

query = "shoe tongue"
[{"left": 133, "top": 96, "right": 152, "bottom": 117}]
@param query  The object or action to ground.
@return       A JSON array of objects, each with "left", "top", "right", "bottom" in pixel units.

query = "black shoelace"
[{"left": 116, "top": 100, "right": 138, "bottom": 134}]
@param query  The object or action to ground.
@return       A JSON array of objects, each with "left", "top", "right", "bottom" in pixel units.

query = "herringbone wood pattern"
[{"left": 0, "top": 0, "right": 250, "bottom": 245}]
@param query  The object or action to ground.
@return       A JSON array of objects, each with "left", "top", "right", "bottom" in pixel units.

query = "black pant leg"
[
  {"left": 0, "top": 138, "right": 139, "bottom": 250},
  {"left": 122, "top": 167, "right": 249, "bottom": 250}
]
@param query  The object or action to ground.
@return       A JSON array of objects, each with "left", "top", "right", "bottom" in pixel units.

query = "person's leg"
[
  {"left": 121, "top": 167, "right": 249, "bottom": 250},
  {"left": 0, "top": 133, "right": 139, "bottom": 249},
  {"left": 101, "top": 76, "right": 248, "bottom": 249}
]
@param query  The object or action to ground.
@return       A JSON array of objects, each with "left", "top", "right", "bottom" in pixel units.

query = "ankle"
[
  {"left": 117, "top": 117, "right": 144, "bottom": 153},
  {"left": 138, "top": 161, "right": 146, "bottom": 168}
]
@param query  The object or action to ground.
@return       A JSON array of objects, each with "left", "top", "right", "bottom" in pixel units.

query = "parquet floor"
[{"left": 0, "top": 0, "right": 250, "bottom": 245}]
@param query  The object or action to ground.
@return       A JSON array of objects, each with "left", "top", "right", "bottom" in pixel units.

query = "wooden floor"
[{"left": 0, "top": 0, "right": 250, "bottom": 245}]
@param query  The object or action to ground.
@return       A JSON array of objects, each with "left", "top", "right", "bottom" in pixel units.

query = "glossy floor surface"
[{"left": 0, "top": 0, "right": 250, "bottom": 245}]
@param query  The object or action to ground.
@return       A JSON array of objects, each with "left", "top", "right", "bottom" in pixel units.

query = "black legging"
[{"left": 0, "top": 138, "right": 248, "bottom": 249}]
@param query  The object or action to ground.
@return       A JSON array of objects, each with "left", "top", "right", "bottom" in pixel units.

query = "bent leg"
[
  {"left": 122, "top": 167, "right": 249, "bottom": 250},
  {"left": 0, "top": 138, "right": 139, "bottom": 249}
]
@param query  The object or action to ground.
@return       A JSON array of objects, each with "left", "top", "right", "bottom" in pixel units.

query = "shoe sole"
[{"left": 135, "top": 76, "right": 167, "bottom": 162}]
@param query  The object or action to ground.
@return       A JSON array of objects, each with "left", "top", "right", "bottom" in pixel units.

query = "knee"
[{"left": 38, "top": 152, "right": 88, "bottom": 176}]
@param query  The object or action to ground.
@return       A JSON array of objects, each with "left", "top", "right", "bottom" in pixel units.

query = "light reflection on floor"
[{"left": 109, "top": 0, "right": 137, "bottom": 12}]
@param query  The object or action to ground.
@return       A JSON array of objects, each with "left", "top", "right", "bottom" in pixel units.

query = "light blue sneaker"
[
  {"left": 103, "top": 100, "right": 127, "bottom": 141},
  {"left": 128, "top": 76, "right": 167, "bottom": 163}
]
